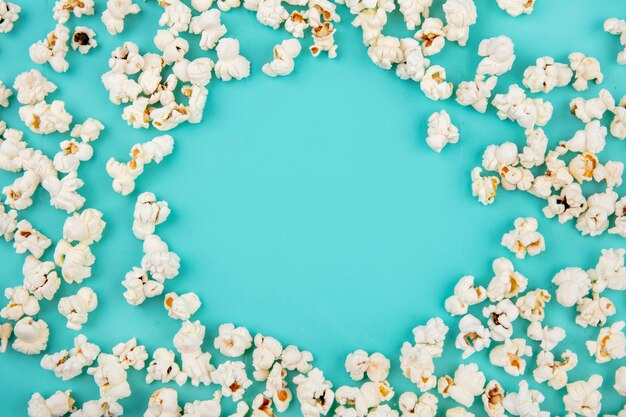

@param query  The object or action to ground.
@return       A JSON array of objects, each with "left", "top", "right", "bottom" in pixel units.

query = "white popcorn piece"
[
  {"left": 71, "top": 398, "right": 124, "bottom": 417},
  {"left": 214, "top": 323, "right": 253, "bottom": 357},
  {"left": 611, "top": 101, "right": 626, "bottom": 140},
  {"left": 576, "top": 292, "right": 616, "bottom": 328},
  {"left": 552, "top": 267, "right": 591, "bottom": 307},
  {"left": 19, "top": 100, "right": 73, "bottom": 134},
  {"left": 252, "top": 334, "right": 283, "bottom": 381},
  {"left": 496, "top": 0, "right": 534, "bottom": 16},
  {"left": 589, "top": 248, "right": 626, "bottom": 292},
  {"left": 605, "top": 18, "right": 626, "bottom": 64},
  {"left": 543, "top": 183, "right": 587, "bottom": 223},
  {"left": 183, "top": 392, "right": 222, "bottom": 417},
  {"left": 72, "top": 26, "right": 98, "bottom": 54},
  {"left": 3, "top": 171, "right": 39, "bottom": 211},
  {"left": 456, "top": 74, "right": 497, "bottom": 113},
  {"left": 412, "top": 317, "right": 448, "bottom": 357},
  {"left": 444, "top": 275, "right": 486, "bottom": 316},
  {"left": 144, "top": 388, "right": 181, "bottom": 417},
  {"left": 58, "top": 287, "right": 98, "bottom": 331},
  {"left": 284, "top": 11, "right": 307, "bottom": 38},
  {"left": 345, "top": 350, "right": 390, "bottom": 382},
  {"left": 214, "top": 38, "right": 251, "bottom": 81},
  {"left": 42, "top": 172, "right": 86, "bottom": 213},
  {"left": 307, "top": 0, "right": 340, "bottom": 25},
  {"left": 12, "top": 316, "right": 49, "bottom": 355},
  {"left": 293, "top": 368, "right": 334, "bottom": 417},
  {"left": 102, "top": 0, "right": 140, "bottom": 35},
  {"left": 489, "top": 338, "right": 532, "bottom": 376},
  {"left": 154, "top": 29, "right": 189, "bottom": 65},
  {"left": 415, "top": 18, "right": 446, "bottom": 56},
  {"left": 397, "top": 0, "right": 431, "bottom": 30},
  {"left": 1, "top": 286, "right": 40, "bottom": 321},
  {"left": 501, "top": 217, "right": 545, "bottom": 259},
  {"left": 88, "top": 353, "right": 131, "bottom": 401},
  {"left": 133, "top": 192, "right": 170, "bottom": 240},
  {"left": 213, "top": 361, "right": 253, "bottom": 401},
  {"left": 159, "top": 0, "right": 192, "bottom": 32},
  {"left": 446, "top": 407, "right": 473, "bottom": 417},
  {"left": 22, "top": 147, "right": 57, "bottom": 180},
  {"left": 13, "top": 220, "right": 52, "bottom": 259},
  {"left": 146, "top": 347, "right": 188, "bottom": 386},
  {"left": 22, "top": 256, "right": 60, "bottom": 301},
  {"left": 112, "top": 338, "right": 148, "bottom": 370},
  {"left": 396, "top": 38, "right": 430, "bottom": 82},
  {"left": 481, "top": 380, "right": 505, "bottom": 417},
  {"left": 0, "top": 202, "right": 18, "bottom": 241},
  {"left": 141, "top": 234, "right": 180, "bottom": 282},
  {"left": 53, "top": 0, "right": 94, "bottom": 23},
  {"left": 568, "top": 152, "right": 601, "bottom": 183},
  {"left": 533, "top": 349, "right": 577, "bottom": 390},
  {"left": 522, "top": 57, "right": 572, "bottom": 93},
  {"left": 122, "top": 267, "right": 163, "bottom": 305},
  {"left": 29, "top": 24, "right": 70, "bottom": 73},
  {"left": 576, "top": 188, "right": 618, "bottom": 237},
  {"left": 28, "top": 391, "right": 76, "bottom": 417},
  {"left": 310, "top": 23, "right": 338, "bottom": 58},
  {"left": 615, "top": 366, "right": 626, "bottom": 396},
  {"left": 217, "top": 0, "right": 241, "bottom": 11},
  {"left": 173, "top": 320, "right": 214, "bottom": 386},
  {"left": 569, "top": 52, "right": 603, "bottom": 91},
  {"left": 594, "top": 160, "right": 624, "bottom": 188},
  {"left": 41, "top": 334, "right": 100, "bottom": 380},
  {"left": 425, "top": 110, "right": 459, "bottom": 153},
  {"left": 13, "top": 70, "right": 57, "bottom": 105},
  {"left": 368, "top": 36, "right": 403, "bottom": 70},
  {"left": 420, "top": 65, "right": 453, "bottom": 101},
  {"left": 570, "top": 89, "right": 615, "bottom": 123},
  {"left": 54, "top": 140, "right": 94, "bottom": 173},
  {"left": 54, "top": 239, "right": 95, "bottom": 284},
  {"left": 482, "top": 299, "right": 518, "bottom": 341},
  {"left": 190, "top": 9, "right": 227, "bottom": 50},
  {"left": 438, "top": 363, "right": 485, "bottom": 407},
  {"left": 482, "top": 142, "right": 518, "bottom": 172},
  {"left": 0, "top": 127, "right": 27, "bottom": 173},
  {"left": 563, "top": 375, "right": 603, "bottom": 417},
  {"left": 164, "top": 292, "right": 201, "bottom": 321},
  {"left": 566, "top": 120, "right": 607, "bottom": 154},
  {"left": 399, "top": 391, "right": 438, "bottom": 417},
  {"left": 0, "top": 0, "right": 20, "bottom": 33},
  {"left": 0, "top": 322, "right": 12, "bottom": 353},
  {"left": 477, "top": 36, "right": 515, "bottom": 76},
  {"left": 63, "top": 208, "right": 105, "bottom": 245},
  {"left": 455, "top": 314, "right": 491, "bottom": 359},
  {"left": 491, "top": 84, "right": 552, "bottom": 128},
  {"left": 0, "top": 80, "right": 12, "bottom": 107},
  {"left": 400, "top": 342, "right": 437, "bottom": 391},
  {"left": 102, "top": 72, "right": 142, "bottom": 105},
  {"left": 486, "top": 257, "right": 528, "bottom": 302},
  {"left": 281, "top": 345, "right": 313, "bottom": 373},
  {"left": 256, "top": 0, "right": 288, "bottom": 29},
  {"left": 586, "top": 321, "right": 626, "bottom": 363},
  {"left": 442, "top": 0, "right": 476, "bottom": 47},
  {"left": 499, "top": 165, "right": 533, "bottom": 191},
  {"left": 109, "top": 42, "right": 145, "bottom": 75},
  {"left": 192, "top": 0, "right": 213, "bottom": 12},
  {"left": 352, "top": 8, "right": 387, "bottom": 47},
  {"left": 502, "top": 381, "right": 548, "bottom": 417},
  {"left": 527, "top": 321, "right": 565, "bottom": 351},
  {"left": 264, "top": 364, "right": 292, "bottom": 412},
  {"left": 516, "top": 289, "right": 551, "bottom": 322},
  {"left": 471, "top": 168, "right": 500, "bottom": 205},
  {"left": 263, "top": 39, "right": 302, "bottom": 77}
]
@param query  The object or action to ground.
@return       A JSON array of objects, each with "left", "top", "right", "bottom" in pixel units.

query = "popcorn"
[
  {"left": 53, "top": 0, "right": 94, "bottom": 23},
  {"left": 310, "top": 23, "right": 338, "bottom": 58},
  {"left": 122, "top": 267, "right": 163, "bottom": 305},
  {"left": 482, "top": 299, "right": 518, "bottom": 341},
  {"left": 569, "top": 52, "right": 603, "bottom": 91},
  {"left": 501, "top": 217, "right": 545, "bottom": 259},
  {"left": 29, "top": 24, "right": 70, "bottom": 72},
  {"left": 41, "top": 334, "right": 100, "bottom": 380},
  {"left": 101, "top": 72, "right": 142, "bottom": 105},
  {"left": 491, "top": 84, "right": 553, "bottom": 128},
  {"left": 0, "top": 202, "right": 18, "bottom": 241},
  {"left": 589, "top": 248, "right": 626, "bottom": 292},
  {"left": 265, "top": 364, "right": 292, "bottom": 412},
  {"left": 146, "top": 347, "right": 188, "bottom": 385},
  {"left": 486, "top": 257, "right": 528, "bottom": 302},
  {"left": 489, "top": 338, "right": 532, "bottom": 376},
  {"left": 102, "top": 0, "right": 141, "bottom": 35},
  {"left": 214, "top": 38, "right": 251, "bottom": 81},
  {"left": 420, "top": 65, "right": 453, "bottom": 101},
  {"left": 19, "top": 100, "right": 73, "bottom": 134},
  {"left": 563, "top": 375, "right": 603, "bottom": 417},
  {"left": 0, "top": 322, "right": 12, "bottom": 353},
  {"left": 483, "top": 142, "right": 519, "bottom": 171},
  {"left": 523, "top": 57, "right": 572, "bottom": 93},
  {"left": 263, "top": 39, "right": 302, "bottom": 77},
  {"left": 551, "top": 267, "right": 592, "bottom": 307},
  {"left": 72, "top": 26, "right": 98, "bottom": 54},
  {"left": 192, "top": 0, "right": 213, "bottom": 12},
  {"left": 12, "top": 316, "right": 49, "bottom": 355},
  {"left": 516, "top": 289, "right": 550, "bottom": 322},
  {"left": 612, "top": 101, "right": 626, "bottom": 140},
  {"left": 543, "top": 183, "right": 586, "bottom": 223},
  {"left": 285, "top": 11, "right": 308, "bottom": 38},
  {"left": 456, "top": 75, "right": 497, "bottom": 113},
  {"left": 173, "top": 320, "right": 214, "bottom": 386},
  {"left": 396, "top": 38, "right": 430, "bottom": 82},
  {"left": 437, "top": 363, "right": 485, "bottom": 407},
  {"left": 477, "top": 36, "right": 515, "bottom": 76},
  {"left": 495, "top": 0, "right": 534, "bottom": 16},
  {"left": 164, "top": 292, "right": 201, "bottom": 320},
  {"left": 367, "top": 36, "right": 403, "bottom": 70},
  {"left": 307, "top": 0, "right": 340, "bottom": 26},
  {"left": 230, "top": 401, "right": 249, "bottom": 417},
  {"left": 71, "top": 398, "right": 124, "bottom": 417},
  {"left": 57, "top": 287, "right": 98, "bottom": 331},
  {"left": 455, "top": 314, "right": 491, "bottom": 358},
  {"left": 63, "top": 208, "right": 105, "bottom": 245},
  {"left": 345, "top": 350, "right": 390, "bottom": 382},
  {"left": 0, "top": 0, "right": 20, "bottom": 33},
  {"left": 605, "top": 18, "right": 626, "bottom": 64},
  {"left": 54, "top": 239, "right": 95, "bottom": 284},
  {"left": 0, "top": 128, "right": 27, "bottom": 173},
  {"left": 397, "top": 0, "right": 431, "bottom": 30},
  {"left": 352, "top": 9, "right": 387, "bottom": 47},
  {"left": 586, "top": 321, "right": 626, "bottom": 363},
  {"left": 154, "top": 29, "right": 189, "bottom": 65},
  {"left": 446, "top": 407, "right": 473, "bottom": 417},
  {"left": 214, "top": 323, "right": 253, "bottom": 357},
  {"left": 13, "top": 220, "right": 52, "bottom": 259},
  {"left": 568, "top": 152, "right": 600, "bottom": 183},
  {"left": 576, "top": 292, "right": 616, "bottom": 328},
  {"left": 141, "top": 234, "right": 180, "bottom": 282},
  {"left": 144, "top": 388, "right": 181, "bottom": 417},
  {"left": 132, "top": 192, "right": 170, "bottom": 240},
  {"left": 159, "top": 0, "right": 192, "bottom": 32},
  {"left": 252, "top": 334, "right": 283, "bottom": 381},
  {"left": 570, "top": 89, "right": 615, "bottom": 123},
  {"left": 398, "top": 392, "right": 438, "bottom": 417},
  {"left": 109, "top": 42, "right": 145, "bottom": 75},
  {"left": 502, "top": 381, "right": 548, "bottom": 417},
  {"left": 183, "top": 392, "right": 222, "bottom": 417},
  {"left": 415, "top": 18, "right": 445, "bottom": 56},
  {"left": 3, "top": 171, "right": 40, "bottom": 210},
  {"left": 88, "top": 353, "right": 131, "bottom": 401},
  {"left": 256, "top": 0, "right": 288, "bottom": 28},
  {"left": 442, "top": 0, "right": 477, "bottom": 47},
  {"left": 616, "top": 367, "right": 626, "bottom": 396},
  {"left": 533, "top": 349, "right": 577, "bottom": 390},
  {"left": 190, "top": 9, "right": 227, "bottom": 50},
  {"left": 576, "top": 188, "right": 618, "bottom": 236},
  {"left": 482, "top": 380, "right": 505, "bottom": 417},
  {"left": 113, "top": 338, "right": 148, "bottom": 370},
  {"left": 54, "top": 140, "right": 94, "bottom": 173},
  {"left": 213, "top": 361, "right": 253, "bottom": 401},
  {"left": 471, "top": 168, "right": 500, "bottom": 205},
  {"left": 281, "top": 345, "right": 313, "bottom": 373},
  {"left": 526, "top": 321, "right": 565, "bottom": 351},
  {"left": 293, "top": 368, "right": 334, "bottom": 417},
  {"left": 42, "top": 172, "right": 86, "bottom": 213},
  {"left": 412, "top": 317, "right": 448, "bottom": 356},
  {"left": 425, "top": 110, "right": 459, "bottom": 153},
  {"left": 400, "top": 342, "right": 437, "bottom": 391},
  {"left": 28, "top": 391, "right": 76, "bottom": 417},
  {"left": 1, "top": 285, "right": 40, "bottom": 321},
  {"left": 0, "top": 80, "right": 12, "bottom": 107},
  {"left": 566, "top": 120, "right": 607, "bottom": 154},
  {"left": 444, "top": 275, "right": 486, "bottom": 316}
]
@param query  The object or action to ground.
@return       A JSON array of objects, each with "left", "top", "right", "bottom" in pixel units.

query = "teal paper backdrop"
[{"left": 0, "top": 0, "right": 625, "bottom": 415}]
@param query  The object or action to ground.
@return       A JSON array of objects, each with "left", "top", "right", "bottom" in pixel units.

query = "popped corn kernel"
[
  {"left": 576, "top": 188, "right": 618, "bottom": 236},
  {"left": 456, "top": 74, "right": 497, "bottom": 113},
  {"left": 589, "top": 248, "right": 626, "bottom": 292},
  {"left": 293, "top": 368, "right": 335, "bottom": 417},
  {"left": 442, "top": 0, "right": 476, "bottom": 47},
  {"left": 515, "top": 289, "right": 550, "bottom": 322},
  {"left": 41, "top": 334, "right": 100, "bottom": 380},
  {"left": 0, "top": 322, "right": 12, "bottom": 352},
  {"left": 0, "top": 0, "right": 20, "bottom": 33},
  {"left": 54, "top": 140, "right": 94, "bottom": 173},
  {"left": 552, "top": 267, "right": 591, "bottom": 307},
  {"left": 604, "top": 18, "right": 626, "bottom": 64},
  {"left": 533, "top": 349, "right": 577, "bottom": 390},
  {"left": 141, "top": 234, "right": 180, "bottom": 282},
  {"left": 72, "top": 26, "right": 98, "bottom": 54},
  {"left": 310, "top": 22, "right": 338, "bottom": 58},
  {"left": 482, "top": 142, "right": 518, "bottom": 172},
  {"left": 563, "top": 375, "right": 603, "bottom": 417},
  {"left": 496, "top": 0, "right": 534, "bottom": 16},
  {"left": 214, "top": 361, "right": 253, "bottom": 401},
  {"left": 398, "top": 391, "right": 438, "bottom": 417},
  {"left": 576, "top": 292, "right": 616, "bottom": 328},
  {"left": 102, "top": 0, "right": 140, "bottom": 35},
  {"left": 482, "top": 299, "right": 518, "bottom": 341},
  {"left": 489, "top": 338, "right": 532, "bottom": 376},
  {"left": 263, "top": 39, "right": 302, "bottom": 77},
  {"left": 566, "top": 120, "right": 607, "bottom": 154},
  {"left": 477, "top": 36, "right": 515, "bottom": 76},
  {"left": 54, "top": 239, "right": 95, "bottom": 284},
  {"left": 13, "top": 70, "right": 57, "bottom": 105},
  {"left": 492, "top": 84, "right": 552, "bottom": 128},
  {"left": 397, "top": 0, "right": 431, "bottom": 30},
  {"left": 526, "top": 321, "right": 565, "bottom": 351},
  {"left": 190, "top": 9, "right": 227, "bottom": 50},
  {"left": 345, "top": 350, "right": 390, "bottom": 382},
  {"left": 145, "top": 388, "right": 181, "bottom": 417},
  {"left": 146, "top": 347, "right": 187, "bottom": 385},
  {"left": 133, "top": 192, "right": 170, "bottom": 240},
  {"left": 1, "top": 285, "right": 40, "bottom": 321},
  {"left": 543, "top": 183, "right": 586, "bottom": 223},
  {"left": 352, "top": 9, "right": 387, "bottom": 47},
  {"left": 437, "top": 363, "right": 485, "bottom": 407},
  {"left": 421, "top": 65, "right": 453, "bottom": 101},
  {"left": 173, "top": 320, "right": 214, "bottom": 386},
  {"left": 444, "top": 275, "right": 486, "bottom": 316},
  {"left": 122, "top": 267, "right": 163, "bottom": 305},
  {"left": 486, "top": 257, "right": 528, "bottom": 302},
  {"left": 164, "top": 292, "right": 201, "bottom": 321},
  {"left": 501, "top": 217, "right": 545, "bottom": 259},
  {"left": 455, "top": 314, "right": 491, "bottom": 359},
  {"left": 159, "top": 0, "right": 192, "bottom": 32},
  {"left": 113, "top": 338, "right": 148, "bottom": 370},
  {"left": 214, "top": 323, "right": 253, "bottom": 357},
  {"left": 471, "top": 168, "right": 500, "bottom": 205},
  {"left": 63, "top": 208, "right": 105, "bottom": 245},
  {"left": 368, "top": 36, "right": 404, "bottom": 70},
  {"left": 19, "top": 100, "right": 73, "bottom": 134},
  {"left": 3, "top": 171, "right": 40, "bottom": 211},
  {"left": 0, "top": 202, "right": 18, "bottom": 241},
  {"left": 53, "top": 0, "right": 94, "bottom": 23},
  {"left": 285, "top": 11, "right": 308, "bottom": 38},
  {"left": 29, "top": 24, "right": 70, "bottom": 73},
  {"left": 482, "top": 380, "right": 506, "bottom": 417},
  {"left": 615, "top": 366, "right": 626, "bottom": 396},
  {"left": 42, "top": 171, "right": 86, "bottom": 213},
  {"left": 522, "top": 57, "right": 572, "bottom": 93},
  {"left": 252, "top": 334, "right": 283, "bottom": 381},
  {"left": 281, "top": 344, "right": 313, "bottom": 373},
  {"left": 28, "top": 391, "right": 76, "bottom": 417},
  {"left": 183, "top": 392, "right": 222, "bottom": 417},
  {"left": 425, "top": 110, "right": 459, "bottom": 153},
  {"left": 0, "top": 80, "right": 12, "bottom": 107},
  {"left": 12, "top": 316, "right": 49, "bottom": 355},
  {"left": 502, "top": 381, "right": 548, "bottom": 417},
  {"left": 569, "top": 52, "right": 603, "bottom": 91},
  {"left": 570, "top": 89, "right": 615, "bottom": 123},
  {"left": 415, "top": 18, "right": 445, "bottom": 56},
  {"left": 57, "top": 287, "right": 98, "bottom": 331},
  {"left": 215, "top": 38, "right": 251, "bottom": 81},
  {"left": 586, "top": 321, "right": 626, "bottom": 363},
  {"left": 14, "top": 220, "right": 52, "bottom": 259}
]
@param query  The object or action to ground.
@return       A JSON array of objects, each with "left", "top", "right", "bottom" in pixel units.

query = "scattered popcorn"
[
  {"left": 586, "top": 320, "right": 626, "bottom": 363},
  {"left": 0, "top": 322, "right": 12, "bottom": 352},
  {"left": 72, "top": 26, "right": 98, "bottom": 54},
  {"left": 569, "top": 52, "right": 603, "bottom": 91},
  {"left": 214, "top": 38, "right": 251, "bottom": 81},
  {"left": 214, "top": 323, "right": 253, "bottom": 357},
  {"left": 399, "top": 391, "right": 438, "bottom": 417},
  {"left": 190, "top": 9, "right": 227, "bottom": 50},
  {"left": 112, "top": 338, "right": 148, "bottom": 370},
  {"left": 54, "top": 140, "right": 94, "bottom": 173},
  {"left": 576, "top": 188, "right": 618, "bottom": 236},
  {"left": 420, "top": 65, "right": 453, "bottom": 101},
  {"left": 502, "top": 381, "right": 548, "bottom": 417},
  {"left": 604, "top": 18, "right": 626, "bottom": 64},
  {"left": 368, "top": 36, "right": 403, "bottom": 70},
  {"left": 489, "top": 338, "right": 532, "bottom": 376},
  {"left": 70, "top": 118, "right": 103, "bottom": 142},
  {"left": 183, "top": 392, "right": 222, "bottom": 417},
  {"left": 444, "top": 275, "right": 486, "bottom": 316},
  {"left": 415, "top": 18, "right": 446, "bottom": 56},
  {"left": 477, "top": 36, "right": 515, "bottom": 76},
  {"left": 588, "top": 248, "right": 626, "bottom": 292},
  {"left": 122, "top": 267, "right": 163, "bottom": 305},
  {"left": 552, "top": 267, "right": 591, "bottom": 307},
  {"left": 159, "top": 0, "right": 192, "bottom": 32},
  {"left": 0, "top": 128, "right": 27, "bottom": 173},
  {"left": 144, "top": 388, "right": 180, "bottom": 417},
  {"left": 516, "top": 289, "right": 550, "bottom": 322},
  {"left": 57, "top": 287, "right": 98, "bottom": 331},
  {"left": 543, "top": 183, "right": 587, "bottom": 223},
  {"left": 471, "top": 168, "right": 500, "bottom": 205},
  {"left": 281, "top": 345, "right": 313, "bottom": 373},
  {"left": 566, "top": 120, "right": 607, "bottom": 154},
  {"left": 146, "top": 347, "right": 187, "bottom": 385},
  {"left": 482, "top": 299, "right": 518, "bottom": 341},
  {"left": 41, "top": 334, "right": 100, "bottom": 380},
  {"left": 164, "top": 292, "right": 201, "bottom": 321},
  {"left": 455, "top": 314, "right": 491, "bottom": 359},
  {"left": 570, "top": 89, "right": 615, "bottom": 123},
  {"left": 492, "top": 84, "right": 552, "bottom": 128},
  {"left": 53, "top": 0, "right": 94, "bottom": 23},
  {"left": 141, "top": 234, "right": 180, "bottom": 282},
  {"left": 352, "top": 9, "right": 387, "bottom": 47},
  {"left": 425, "top": 110, "right": 459, "bottom": 153},
  {"left": 28, "top": 391, "right": 76, "bottom": 417},
  {"left": 19, "top": 99, "right": 73, "bottom": 134},
  {"left": 0, "top": 80, "right": 12, "bottom": 107},
  {"left": 482, "top": 142, "right": 518, "bottom": 172},
  {"left": 1, "top": 285, "right": 40, "bottom": 321},
  {"left": 442, "top": 0, "right": 477, "bottom": 46},
  {"left": 523, "top": 57, "right": 572, "bottom": 93},
  {"left": 293, "top": 368, "right": 334, "bottom": 417},
  {"left": 132, "top": 192, "right": 170, "bottom": 240},
  {"left": 456, "top": 74, "right": 497, "bottom": 113},
  {"left": 527, "top": 321, "right": 565, "bottom": 351},
  {"left": 102, "top": 0, "right": 141, "bottom": 35},
  {"left": 496, "top": 0, "right": 534, "bottom": 16},
  {"left": 0, "top": 0, "right": 20, "bottom": 33},
  {"left": 397, "top": 0, "right": 431, "bottom": 30},
  {"left": 229, "top": 401, "right": 249, "bottom": 417},
  {"left": 563, "top": 375, "right": 603, "bottom": 417},
  {"left": 0, "top": 202, "right": 18, "bottom": 241},
  {"left": 42, "top": 171, "right": 86, "bottom": 213},
  {"left": 438, "top": 363, "right": 485, "bottom": 407},
  {"left": 13, "top": 220, "right": 52, "bottom": 259},
  {"left": 252, "top": 334, "right": 282, "bottom": 381},
  {"left": 285, "top": 11, "right": 308, "bottom": 38},
  {"left": 173, "top": 320, "right": 214, "bottom": 386},
  {"left": 486, "top": 257, "right": 528, "bottom": 302},
  {"left": 482, "top": 380, "right": 505, "bottom": 417},
  {"left": 615, "top": 366, "right": 626, "bottom": 396},
  {"left": 29, "top": 24, "right": 70, "bottom": 73},
  {"left": 576, "top": 292, "right": 616, "bottom": 328},
  {"left": 310, "top": 22, "right": 338, "bottom": 58},
  {"left": 4, "top": 172, "right": 42, "bottom": 210},
  {"left": 533, "top": 349, "right": 577, "bottom": 390},
  {"left": 345, "top": 350, "right": 390, "bottom": 382},
  {"left": 501, "top": 217, "right": 545, "bottom": 259},
  {"left": 396, "top": 38, "right": 430, "bottom": 82},
  {"left": 213, "top": 361, "right": 253, "bottom": 401},
  {"left": 63, "top": 208, "right": 105, "bottom": 245},
  {"left": 263, "top": 39, "right": 302, "bottom": 77},
  {"left": 54, "top": 239, "right": 95, "bottom": 284},
  {"left": 12, "top": 316, "right": 49, "bottom": 355}
]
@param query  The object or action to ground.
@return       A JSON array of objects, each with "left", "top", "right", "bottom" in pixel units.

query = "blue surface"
[{"left": 0, "top": 0, "right": 625, "bottom": 415}]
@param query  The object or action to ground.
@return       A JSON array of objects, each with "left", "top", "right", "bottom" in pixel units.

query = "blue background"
[{"left": 0, "top": 0, "right": 625, "bottom": 415}]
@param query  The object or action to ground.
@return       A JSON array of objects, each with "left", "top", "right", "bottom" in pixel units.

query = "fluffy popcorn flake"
[
  {"left": 28, "top": 391, "right": 76, "bottom": 417},
  {"left": 0, "top": 81, "right": 12, "bottom": 107},
  {"left": 54, "top": 140, "right": 94, "bottom": 173},
  {"left": 397, "top": 0, "right": 431, "bottom": 30},
  {"left": 42, "top": 171, "right": 86, "bottom": 213},
  {"left": 576, "top": 292, "right": 616, "bottom": 328},
  {"left": 146, "top": 347, "right": 187, "bottom": 386},
  {"left": 352, "top": 8, "right": 387, "bottom": 47},
  {"left": 252, "top": 334, "right": 283, "bottom": 381},
  {"left": 1, "top": 285, "right": 40, "bottom": 321},
  {"left": 438, "top": 363, "right": 485, "bottom": 407},
  {"left": 41, "top": 334, "right": 100, "bottom": 380},
  {"left": 552, "top": 267, "right": 591, "bottom": 307},
  {"left": 213, "top": 361, "right": 253, "bottom": 401},
  {"left": 420, "top": 65, "right": 453, "bottom": 101},
  {"left": 345, "top": 350, "right": 390, "bottom": 382},
  {"left": 442, "top": 0, "right": 477, "bottom": 47},
  {"left": 496, "top": 0, "right": 534, "bottom": 16},
  {"left": 310, "top": 22, "right": 338, "bottom": 58},
  {"left": 367, "top": 36, "right": 403, "bottom": 70},
  {"left": 72, "top": 26, "right": 97, "bottom": 54},
  {"left": 566, "top": 120, "right": 607, "bottom": 154},
  {"left": 471, "top": 168, "right": 500, "bottom": 205},
  {"left": 477, "top": 36, "right": 515, "bottom": 76},
  {"left": 53, "top": 0, "right": 94, "bottom": 23},
  {"left": 29, "top": 24, "right": 70, "bottom": 73},
  {"left": 586, "top": 321, "right": 626, "bottom": 363},
  {"left": 13, "top": 70, "right": 57, "bottom": 105},
  {"left": 455, "top": 314, "right": 491, "bottom": 358},
  {"left": 615, "top": 366, "right": 626, "bottom": 396},
  {"left": 456, "top": 74, "right": 497, "bottom": 113},
  {"left": 122, "top": 267, "right": 163, "bottom": 305},
  {"left": 527, "top": 321, "right": 565, "bottom": 351},
  {"left": 482, "top": 380, "right": 505, "bottom": 417},
  {"left": 0, "top": 322, "right": 12, "bottom": 353},
  {"left": 293, "top": 368, "right": 334, "bottom": 417},
  {"left": 19, "top": 100, "right": 73, "bottom": 134},
  {"left": 396, "top": 38, "right": 430, "bottom": 82},
  {"left": 141, "top": 234, "right": 180, "bottom": 282},
  {"left": 605, "top": 18, "right": 626, "bottom": 64},
  {"left": 501, "top": 217, "right": 545, "bottom": 259},
  {"left": 57, "top": 287, "right": 98, "bottom": 331},
  {"left": 516, "top": 289, "right": 551, "bottom": 322},
  {"left": 133, "top": 192, "right": 170, "bottom": 239},
  {"left": 415, "top": 18, "right": 445, "bottom": 56},
  {"left": 0, "top": 203, "right": 18, "bottom": 241},
  {"left": 486, "top": 257, "right": 528, "bottom": 302},
  {"left": 214, "top": 323, "right": 253, "bottom": 357},
  {"left": 489, "top": 338, "right": 532, "bottom": 376},
  {"left": 576, "top": 188, "right": 618, "bottom": 236},
  {"left": 159, "top": 0, "right": 192, "bottom": 32},
  {"left": 444, "top": 275, "right": 486, "bottom": 316},
  {"left": 589, "top": 248, "right": 626, "bottom": 292},
  {"left": 263, "top": 39, "right": 302, "bottom": 77},
  {"left": 0, "top": 0, "right": 20, "bottom": 33},
  {"left": 563, "top": 375, "right": 603, "bottom": 417},
  {"left": 492, "top": 84, "right": 552, "bottom": 128},
  {"left": 102, "top": 0, "right": 140, "bottom": 35},
  {"left": 523, "top": 57, "right": 572, "bottom": 93},
  {"left": 533, "top": 349, "right": 577, "bottom": 390},
  {"left": 54, "top": 239, "right": 95, "bottom": 284},
  {"left": 164, "top": 292, "right": 201, "bottom": 321},
  {"left": 13, "top": 220, "right": 52, "bottom": 259},
  {"left": 12, "top": 316, "right": 49, "bottom": 355},
  {"left": 398, "top": 391, "right": 438, "bottom": 417},
  {"left": 569, "top": 52, "right": 603, "bottom": 91},
  {"left": 190, "top": 9, "right": 227, "bottom": 50},
  {"left": 281, "top": 345, "right": 313, "bottom": 373},
  {"left": 215, "top": 38, "right": 251, "bottom": 81},
  {"left": 570, "top": 89, "right": 615, "bottom": 123},
  {"left": 502, "top": 381, "right": 548, "bottom": 417},
  {"left": 63, "top": 208, "right": 105, "bottom": 245},
  {"left": 425, "top": 110, "right": 459, "bottom": 153},
  {"left": 23, "top": 255, "right": 60, "bottom": 301},
  {"left": 482, "top": 298, "right": 518, "bottom": 341}
]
